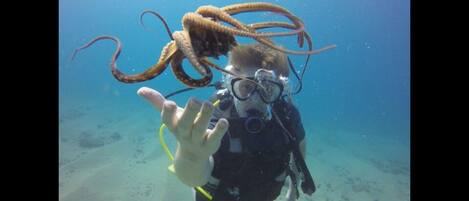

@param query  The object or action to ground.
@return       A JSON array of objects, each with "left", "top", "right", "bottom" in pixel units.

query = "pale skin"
[{"left": 137, "top": 68, "right": 306, "bottom": 200}]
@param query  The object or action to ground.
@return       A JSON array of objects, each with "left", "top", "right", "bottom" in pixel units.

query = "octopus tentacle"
[
  {"left": 172, "top": 31, "right": 209, "bottom": 76},
  {"left": 192, "top": 8, "right": 307, "bottom": 54},
  {"left": 182, "top": 13, "right": 334, "bottom": 55},
  {"left": 181, "top": 12, "right": 274, "bottom": 46},
  {"left": 222, "top": 2, "right": 297, "bottom": 16},
  {"left": 248, "top": 21, "right": 307, "bottom": 47},
  {"left": 256, "top": 34, "right": 334, "bottom": 56},
  {"left": 199, "top": 58, "right": 239, "bottom": 77},
  {"left": 195, "top": 5, "right": 304, "bottom": 38},
  {"left": 221, "top": 2, "right": 303, "bottom": 28},
  {"left": 146, "top": 41, "right": 179, "bottom": 78},
  {"left": 248, "top": 21, "right": 314, "bottom": 49},
  {"left": 170, "top": 51, "right": 212, "bottom": 87},
  {"left": 250, "top": 22, "right": 315, "bottom": 80},
  {"left": 139, "top": 10, "right": 174, "bottom": 40},
  {"left": 72, "top": 36, "right": 177, "bottom": 83},
  {"left": 182, "top": 12, "right": 299, "bottom": 39},
  {"left": 192, "top": 6, "right": 275, "bottom": 47},
  {"left": 220, "top": 2, "right": 306, "bottom": 47}
]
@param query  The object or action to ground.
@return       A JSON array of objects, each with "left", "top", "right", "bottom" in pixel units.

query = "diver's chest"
[{"left": 222, "top": 120, "right": 291, "bottom": 155}]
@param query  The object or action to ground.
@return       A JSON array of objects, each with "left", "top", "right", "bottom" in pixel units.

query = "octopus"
[{"left": 71, "top": 2, "right": 336, "bottom": 87}]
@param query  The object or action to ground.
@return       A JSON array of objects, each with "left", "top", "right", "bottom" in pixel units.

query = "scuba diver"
[{"left": 137, "top": 43, "right": 316, "bottom": 201}]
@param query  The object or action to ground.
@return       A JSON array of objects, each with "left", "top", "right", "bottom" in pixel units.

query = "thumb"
[{"left": 137, "top": 87, "right": 166, "bottom": 112}]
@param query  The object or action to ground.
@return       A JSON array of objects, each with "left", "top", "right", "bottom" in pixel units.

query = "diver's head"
[{"left": 223, "top": 43, "right": 290, "bottom": 118}]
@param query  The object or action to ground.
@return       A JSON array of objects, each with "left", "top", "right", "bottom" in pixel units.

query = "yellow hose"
[{"left": 157, "top": 99, "right": 220, "bottom": 200}]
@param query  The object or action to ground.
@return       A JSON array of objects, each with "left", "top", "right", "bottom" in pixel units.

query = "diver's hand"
[{"left": 137, "top": 86, "right": 229, "bottom": 161}]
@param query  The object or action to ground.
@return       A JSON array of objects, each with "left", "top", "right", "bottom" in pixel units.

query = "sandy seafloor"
[{"left": 59, "top": 96, "right": 409, "bottom": 201}]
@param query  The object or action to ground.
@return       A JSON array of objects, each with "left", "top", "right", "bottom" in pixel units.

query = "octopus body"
[{"left": 72, "top": 2, "right": 336, "bottom": 87}]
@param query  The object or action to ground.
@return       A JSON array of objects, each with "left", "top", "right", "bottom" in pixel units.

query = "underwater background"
[{"left": 59, "top": 0, "right": 410, "bottom": 201}]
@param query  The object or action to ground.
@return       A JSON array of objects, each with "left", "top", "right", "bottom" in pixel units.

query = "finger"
[
  {"left": 177, "top": 98, "right": 202, "bottom": 136},
  {"left": 161, "top": 100, "right": 178, "bottom": 132},
  {"left": 206, "top": 118, "right": 229, "bottom": 145},
  {"left": 192, "top": 101, "right": 214, "bottom": 144},
  {"left": 137, "top": 87, "right": 166, "bottom": 112}
]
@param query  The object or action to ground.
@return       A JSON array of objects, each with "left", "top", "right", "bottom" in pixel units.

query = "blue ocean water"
[{"left": 59, "top": 0, "right": 410, "bottom": 201}]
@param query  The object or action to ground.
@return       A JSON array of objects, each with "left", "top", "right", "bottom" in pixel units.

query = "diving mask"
[{"left": 230, "top": 69, "right": 284, "bottom": 104}]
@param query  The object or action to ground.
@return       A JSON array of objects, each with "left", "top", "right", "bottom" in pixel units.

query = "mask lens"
[
  {"left": 233, "top": 79, "right": 256, "bottom": 99},
  {"left": 258, "top": 80, "right": 282, "bottom": 103}
]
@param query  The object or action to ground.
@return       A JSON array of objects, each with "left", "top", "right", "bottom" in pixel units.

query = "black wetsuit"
[{"left": 195, "top": 92, "right": 306, "bottom": 201}]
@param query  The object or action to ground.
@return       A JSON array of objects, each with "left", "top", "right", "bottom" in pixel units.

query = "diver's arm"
[{"left": 137, "top": 87, "right": 228, "bottom": 187}]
